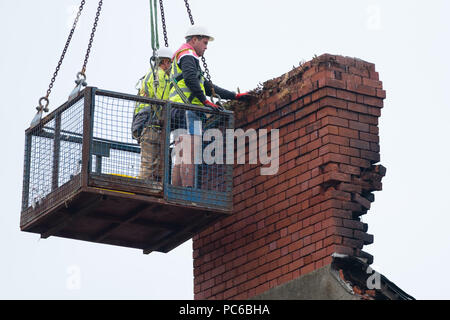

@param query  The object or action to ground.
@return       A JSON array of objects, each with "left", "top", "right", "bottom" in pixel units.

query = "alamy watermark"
[
  {"left": 66, "top": 265, "right": 81, "bottom": 290},
  {"left": 366, "top": 266, "right": 381, "bottom": 290},
  {"left": 172, "top": 123, "right": 280, "bottom": 176},
  {"left": 366, "top": 4, "right": 382, "bottom": 31}
]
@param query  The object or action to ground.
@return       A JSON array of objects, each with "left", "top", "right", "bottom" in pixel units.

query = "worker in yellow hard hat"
[
  {"left": 169, "top": 25, "right": 250, "bottom": 188},
  {"left": 132, "top": 47, "right": 173, "bottom": 185}
]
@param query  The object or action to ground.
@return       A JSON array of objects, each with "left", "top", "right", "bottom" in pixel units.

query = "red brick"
[
  {"left": 194, "top": 55, "right": 385, "bottom": 301},
  {"left": 350, "top": 157, "right": 371, "bottom": 168},
  {"left": 322, "top": 153, "right": 350, "bottom": 165},
  {"left": 339, "top": 145, "right": 360, "bottom": 157},
  {"left": 312, "top": 247, "right": 329, "bottom": 261},
  {"left": 360, "top": 150, "right": 381, "bottom": 163},
  {"left": 358, "top": 114, "right": 378, "bottom": 125},
  {"left": 337, "top": 109, "right": 359, "bottom": 121},
  {"left": 376, "top": 89, "right": 386, "bottom": 99},
  {"left": 323, "top": 171, "right": 352, "bottom": 184},
  {"left": 324, "top": 78, "right": 347, "bottom": 90},
  {"left": 317, "top": 106, "right": 338, "bottom": 119},
  {"left": 348, "top": 102, "right": 368, "bottom": 114},
  {"left": 349, "top": 120, "right": 370, "bottom": 132},
  {"left": 350, "top": 138, "right": 370, "bottom": 150},
  {"left": 362, "top": 78, "right": 383, "bottom": 89},
  {"left": 364, "top": 96, "right": 384, "bottom": 108},
  {"left": 323, "top": 116, "right": 349, "bottom": 128},
  {"left": 338, "top": 127, "right": 359, "bottom": 139},
  {"left": 342, "top": 237, "right": 364, "bottom": 249},
  {"left": 354, "top": 230, "right": 374, "bottom": 245},
  {"left": 336, "top": 89, "right": 357, "bottom": 102},
  {"left": 318, "top": 125, "right": 339, "bottom": 137},
  {"left": 342, "top": 219, "right": 367, "bottom": 231},
  {"left": 319, "top": 96, "right": 348, "bottom": 110},
  {"left": 300, "top": 262, "right": 316, "bottom": 276},
  {"left": 323, "top": 235, "right": 342, "bottom": 247}
]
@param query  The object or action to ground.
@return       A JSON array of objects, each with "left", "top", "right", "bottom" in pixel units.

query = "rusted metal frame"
[
  {"left": 225, "top": 113, "right": 235, "bottom": 195},
  {"left": 51, "top": 111, "right": 62, "bottom": 192},
  {"left": 143, "top": 212, "right": 216, "bottom": 254},
  {"left": 163, "top": 101, "right": 172, "bottom": 201},
  {"left": 160, "top": 101, "right": 168, "bottom": 190},
  {"left": 91, "top": 137, "right": 140, "bottom": 154},
  {"left": 37, "top": 130, "right": 139, "bottom": 155},
  {"left": 40, "top": 195, "right": 103, "bottom": 239},
  {"left": 59, "top": 232, "right": 150, "bottom": 250},
  {"left": 25, "top": 93, "right": 85, "bottom": 135},
  {"left": 95, "top": 88, "right": 166, "bottom": 106},
  {"left": 81, "top": 87, "right": 95, "bottom": 188},
  {"left": 22, "top": 92, "right": 85, "bottom": 212},
  {"left": 165, "top": 185, "right": 231, "bottom": 212},
  {"left": 93, "top": 203, "right": 151, "bottom": 242},
  {"left": 170, "top": 99, "right": 234, "bottom": 115},
  {"left": 95, "top": 88, "right": 234, "bottom": 116},
  {"left": 37, "top": 129, "right": 82, "bottom": 144},
  {"left": 20, "top": 175, "right": 82, "bottom": 230},
  {"left": 171, "top": 214, "right": 223, "bottom": 246},
  {"left": 22, "top": 133, "right": 32, "bottom": 211},
  {"left": 89, "top": 175, "right": 163, "bottom": 196},
  {"left": 95, "top": 155, "right": 102, "bottom": 174},
  {"left": 143, "top": 212, "right": 222, "bottom": 254},
  {"left": 89, "top": 211, "right": 183, "bottom": 231}
]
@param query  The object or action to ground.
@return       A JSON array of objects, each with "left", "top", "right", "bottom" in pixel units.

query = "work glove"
[
  {"left": 235, "top": 92, "right": 252, "bottom": 101},
  {"left": 203, "top": 100, "right": 222, "bottom": 111}
]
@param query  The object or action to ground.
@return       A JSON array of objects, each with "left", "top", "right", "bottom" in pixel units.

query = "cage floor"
[{"left": 20, "top": 187, "right": 228, "bottom": 254}]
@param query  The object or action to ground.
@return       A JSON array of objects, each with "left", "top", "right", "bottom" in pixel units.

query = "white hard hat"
[
  {"left": 156, "top": 47, "right": 173, "bottom": 59},
  {"left": 185, "top": 25, "right": 215, "bottom": 41}
]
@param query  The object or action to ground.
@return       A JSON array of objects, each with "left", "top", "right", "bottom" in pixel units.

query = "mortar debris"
[{"left": 224, "top": 54, "right": 335, "bottom": 112}]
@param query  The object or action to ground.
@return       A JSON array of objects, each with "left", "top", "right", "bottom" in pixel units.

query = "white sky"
[{"left": 1, "top": 0, "right": 449, "bottom": 300}]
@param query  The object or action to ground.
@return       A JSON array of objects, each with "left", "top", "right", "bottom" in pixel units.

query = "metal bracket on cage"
[
  {"left": 211, "top": 94, "right": 225, "bottom": 111},
  {"left": 68, "top": 72, "right": 88, "bottom": 101},
  {"left": 30, "top": 97, "right": 50, "bottom": 128}
]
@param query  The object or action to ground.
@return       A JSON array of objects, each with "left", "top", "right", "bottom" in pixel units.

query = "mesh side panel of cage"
[
  {"left": 58, "top": 98, "right": 84, "bottom": 188},
  {"left": 92, "top": 94, "right": 141, "bottom": 178},
  {"left": 26, "top": 120, "right": 55, "bottom": 210},
  {"left": 166, "top": 104, "right": 233, "bottom": 209},
  {"left": 22, "top": 98, "right": 85, "bottom": 212}
]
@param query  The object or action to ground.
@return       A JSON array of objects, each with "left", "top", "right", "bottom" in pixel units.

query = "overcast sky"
[{"left": 1, "top": 0, "right": 449, "bottom": 300}]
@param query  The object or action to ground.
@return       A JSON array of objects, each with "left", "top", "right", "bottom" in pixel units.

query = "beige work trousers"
[{"left": 139, "top": 127, "right": 163, "bottom": 183}]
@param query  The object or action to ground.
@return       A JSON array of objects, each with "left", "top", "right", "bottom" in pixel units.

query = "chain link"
[
  {"left": 159, "top": 0, "right": 169, "bottom": 47},
  {"left": 202, "top": 57, "right": 212, "bottom": 83},
  {"left": 81, "top": 0, "right": 103, "bottom": 75},
  {"left": 39, "top": 0, "right": 85, "bottom": 111},
  {"left": 184, "top": 0, "right": 195, "bottom": 25}
]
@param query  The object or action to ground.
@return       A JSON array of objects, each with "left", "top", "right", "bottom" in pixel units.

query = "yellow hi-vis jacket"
[
  {"left": 169, "top": 43, "right": 205, "bottom": 106},
  {"left": 134, "top": 67, "right": 170, "bottom": 122}
]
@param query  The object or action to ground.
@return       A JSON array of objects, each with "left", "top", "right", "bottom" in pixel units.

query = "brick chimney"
[{"left": 192, "top": 54, "right": 393, "bottom": 300}]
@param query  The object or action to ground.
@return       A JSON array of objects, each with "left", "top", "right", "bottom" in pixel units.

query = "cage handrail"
[
  {"left": 94, "top": 88, "right": 234, "bottom": 116},
  {"left": 35, "top": 128, "right": 141, "bottom": 155}
]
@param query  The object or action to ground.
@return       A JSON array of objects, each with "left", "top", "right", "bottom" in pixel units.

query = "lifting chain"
[
  {"left": 36, "top": 0, "right": 86, "bottom": 114},
  {"left": 183, "top": 0, "right": 217, "bottom": 100},
  {"left": 80, "top": 0, "right": 104, "bottom": 77},
  {"left": 69, "top": 0, "right": 104, "bottom": 101},
  {"left": 159, "top": 0, "right": 169, "bottom": 47},
  {"left": 184, "top": 0, "right": 195, "bottom": 25}
]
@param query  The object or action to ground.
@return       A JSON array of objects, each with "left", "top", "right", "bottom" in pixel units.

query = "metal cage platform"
[{"left": 21, "top": 87, "right": 234, "bottom": 253}]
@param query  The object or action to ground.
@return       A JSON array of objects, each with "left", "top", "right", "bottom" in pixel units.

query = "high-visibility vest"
[
  {"left": 134, "top": 67, "right": 170, "bottom": 119},
  {"left": 169, "top": 43, "right": 205, "bottom": 106}
]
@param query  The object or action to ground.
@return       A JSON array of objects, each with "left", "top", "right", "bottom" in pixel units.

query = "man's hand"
[{"left": 204, "top": 100, "right": 222, "bottom": 111}]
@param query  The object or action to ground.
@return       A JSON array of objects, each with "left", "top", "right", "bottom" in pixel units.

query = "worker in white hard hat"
[
  {"left": 132, "top": 47, "right": 173, "bottom": 186},
  {"left": 169, "top": 25, "right": 251, "bottom": 188}
]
